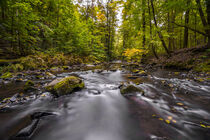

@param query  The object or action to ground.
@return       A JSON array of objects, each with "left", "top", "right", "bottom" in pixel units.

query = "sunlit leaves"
[{"left": 123, "top": 48, "right": 147, "bottom": 62}]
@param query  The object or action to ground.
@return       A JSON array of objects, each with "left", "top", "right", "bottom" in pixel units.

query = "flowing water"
[{"left": 0, "top": 68, "right": 210, "bottom": 140}]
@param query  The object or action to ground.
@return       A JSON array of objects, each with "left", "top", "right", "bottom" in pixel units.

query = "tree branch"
[{"left": 172, "top": 22, "right": 207, "bottom": 36}]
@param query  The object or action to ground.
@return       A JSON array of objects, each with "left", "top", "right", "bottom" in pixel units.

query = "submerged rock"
[
  {"left": 45, "top": 76, "right": 85, "bottom": 96},
  {"left": 120, "top": 84, "right": 144, "bottom": 95}
]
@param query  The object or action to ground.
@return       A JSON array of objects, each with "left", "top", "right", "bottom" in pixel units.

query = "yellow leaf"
[
  {"left": 41, "top": 94, "right": 46, "bottom": 97},
  {"left": 159, "top": 118, "right": 163, "bottom": 121},
  {"left": 207, "top": 126, "right": 210, "bottom": 128},
  {"left": 174, "top": 72, "right": 180, "bottom": 75},
  {"left": 152, "top": 114, "right": 156, "bottom": 117},
  {"left": 172, "top": 120, "right": 177, "bottom": 123},
  {"left": 169, "top": 84, "right": 173, "bottom": 87},
  {"left": 200, "top": 124, "right": 206, "bottom": 128},
  {"left": 165, "top": 120, "right": 170, "bottom": 124},
  {"left": 177, "top": 103, "right": 184, "bottom": 106}
]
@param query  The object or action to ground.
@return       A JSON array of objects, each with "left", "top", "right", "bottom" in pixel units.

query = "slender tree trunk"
[
  {"left": 196, "top": 0, "right": 210, "bottom": 48},
  {"left": 11, "top": 7, "right": 14, "bottom": 51},
  {"left": 142, "top": 0, "right": 146, "bottom": 48},
  {"left": 180, "top": 16, "right": 183, "bottom": 49},
  {"left": 106, "top": 0, "right": 111, "bottom": 61},
  {"left": 168, "top": 12, "right": 172, "bottom": 51},
  {"left": 183, "top": 0, "right": 190, "bottom": 48},
  {"left": 150, "top": 0, "right": 171, "bottom": 56},
  {"left": 194, "top": 11, "right": 197, "bottom": 46},
  {"left": 148, "top": 0, "right": 158, "bottom": 59},
  {"left": 206, "top": 0, "right": 210, "bottom": 47},
  {"left": 172, "top": 10, "right": 176, "bottom": 50}
]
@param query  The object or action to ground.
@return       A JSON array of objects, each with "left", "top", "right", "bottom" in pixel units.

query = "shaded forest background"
[{"left": 0, "top": 0, "right": 210, "bottom": 65}]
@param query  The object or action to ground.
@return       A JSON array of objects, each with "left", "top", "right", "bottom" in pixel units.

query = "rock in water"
[
  {"left": 120, "top": 84, "right": 144, "bottom": 95},
  {"left": 45, "top": 76, "right": 85, "bottom": 96},
  {"left": 24, "top": 80, "right": 35, "bottom": 91}
]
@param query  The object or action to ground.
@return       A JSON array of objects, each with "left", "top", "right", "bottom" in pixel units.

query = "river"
[{"left": 0, "top": 65, "right": 210, "bottom": 140}]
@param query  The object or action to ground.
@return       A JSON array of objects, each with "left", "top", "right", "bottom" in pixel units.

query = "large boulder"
[
  {"left": 45, "top": 76, "right": 85, "bottom": 96},
  {"left": 120, "top": 84, "right": 144, "bottom": 95}
]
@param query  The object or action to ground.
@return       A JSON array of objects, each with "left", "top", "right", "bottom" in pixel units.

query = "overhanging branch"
[{"left": 172, "top": 22, "right": 207, "bottom": 36}]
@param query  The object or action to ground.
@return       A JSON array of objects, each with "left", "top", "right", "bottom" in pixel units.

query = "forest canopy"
[{"left": 0, "top": 0, "right": 209, "bottom": 62}]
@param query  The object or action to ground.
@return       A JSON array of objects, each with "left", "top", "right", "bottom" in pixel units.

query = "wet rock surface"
[
  {"left": 45, "top": 76, "right": 85, "bottom": 96},
  {"left": 0, "top": 63, "right": 209, "bottom": 140}
]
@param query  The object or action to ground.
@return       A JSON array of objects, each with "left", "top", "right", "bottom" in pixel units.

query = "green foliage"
[
  {"left": 0, "top": 0, "right": 113, "bottom": 61},
  {"left": 123, "top": 48, "right": 148, "bottom": 62},
  {"left": 194, "top": 60, "right": 210, "bottom": 72}
]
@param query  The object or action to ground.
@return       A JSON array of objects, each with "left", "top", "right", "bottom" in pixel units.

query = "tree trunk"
[
  {"left": 206, "top": 0, "right": 210, "bottom": 47},
  {"left": 183, "top": 0, "right": 190, "bottom": 48},
  {"left": 196, "top": 0, "right": 210, "bottom": 48},
  {"left": 194, "top": 11, "right": 197, "bottom": 46},
  {"left": 142, "top": 0, "right": 146, "bottom": 48},
  {"left": 148, "top": 0, "right": 158, "bottom": 59},
  {"left": 150, "top": 0, "right": 171, "bottom": 57}
]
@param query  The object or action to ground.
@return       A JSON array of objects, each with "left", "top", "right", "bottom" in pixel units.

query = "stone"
[
  {"left": 120, "top": 84, "right": 144, "bottom": 95},
  {"left": 137, "top": 70, "right": 147, "bottom": 76},
  {"left": 45, "top": 76, "right": 85, "bottom": 96},
  {"left": 1, "top": 72, "right": 13, "bottom": 79},
  {"left": 46, "top": 72, "right": 56, "bottom": 79},
  {"left": 24, "top": 80, "right": 35, "bottom": 91}
]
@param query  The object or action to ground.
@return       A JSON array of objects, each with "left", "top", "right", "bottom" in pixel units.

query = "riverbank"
[{"left": 144, "top": 45, "right": 210, "bottom": 73}]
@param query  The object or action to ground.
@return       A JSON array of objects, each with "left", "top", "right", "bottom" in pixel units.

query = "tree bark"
[
  {"left": 196, "top": 0, "right": 210, "bottom": 47},
  {"left": 172, "top": 21, "right": 207, "bottom": 36},
  {"left": 183, "top": 0, "right": 190, "bottom": 48},
  {"left": 148, "top": 0, "right": 158, "bottom": 59},
  {"left": 150, "top": 0, "right": 171, "bottom": 57},
  {"left": 142, "top": 0, "right": 146, "bottom": 48}
]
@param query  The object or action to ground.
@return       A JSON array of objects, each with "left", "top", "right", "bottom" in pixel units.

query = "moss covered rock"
[
  {"left": 1, "top": 72, "right": 13, "bottom": 79},
  {"left": 120, "top": 84, "right": 144, "bottom": 95},
  {"left": 24, "top": 80, "right": 35, "bottom": 91},
  {"left": 45, "top": 76, "right": 85, "bottom": 96},
  {"left": 137, "top": 70, "right": 147, "bottom": 76}
]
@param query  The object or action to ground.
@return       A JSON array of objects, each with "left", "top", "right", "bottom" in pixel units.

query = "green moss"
[
  {"left": 24, "top": 80, "right": 35, "bottom": 91},
  {"left": 132, "top": 69, "right": 140, "bottom": 73},
  {"left": 138, "top": 70, "right": 147, "bottom": 75},
  {"left": 46, "top": 76, "right": 85, "bottom": 96},
  {"left": 62, "top": 66, "right": 70, "bottom": 70},
  {"left": 0, "top": 59, "right": 20, "bottom": 65},
  {"left": 1, "top": 72, "right": 13, "bottom": 79},
  {"left": 194, "top": 60, "right": 210, "bottom": 72},
  {"left": 120, "top": 85, "right": 144, "bottom": 95}
]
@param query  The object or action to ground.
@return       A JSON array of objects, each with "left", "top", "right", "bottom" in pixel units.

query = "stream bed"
[{"left": 0, "top": 65, "right": 210, "bottom": 140}]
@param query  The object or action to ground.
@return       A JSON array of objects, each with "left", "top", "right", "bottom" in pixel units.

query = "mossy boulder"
[
  {"left": 24, "top": 80, "right": 35, "bottom": 91},
  {"left": 45, "top": 76, "right": 85, "bottom": 96},
  {"left": 120, "top": 84, "right": 144, "bottom": 95},
  {"left": 1, "top": 72, "right": 13, "bottom": 79},
  {"left": 137, "top": 70, "right": 147, "bottom": 76}
]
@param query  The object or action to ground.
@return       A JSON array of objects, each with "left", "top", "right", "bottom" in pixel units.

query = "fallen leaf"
[
  {"left": 200, "top": 124, "right": 206, "bottom": 128},
  {"left": 169, "top": 84, "right": 173, "bottom": 87},
  {"left": 41, "top": 94, "right": 46, "bottom": 97},
  {"left": 177, "top": 103, "right": 184, "bottom": 106},
  {"left": 159, "top": 118, "right": 163, "bottom": 121},
  {"left": 172, "top": 120, "right": 177, "bottom": 123},
  {"left": 152, "top": 114, "right": 156, "bottom": 117},
  {"left": 165, "top": 120, "right": 170, "bottom": 124}
]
